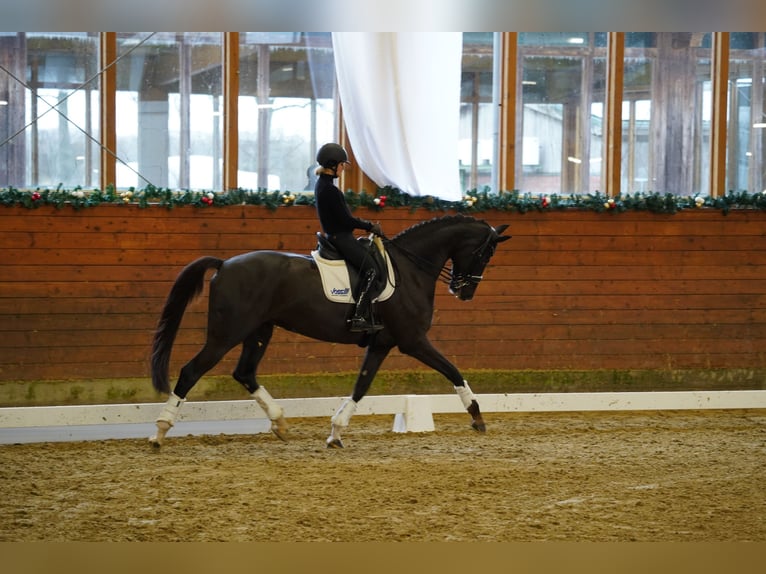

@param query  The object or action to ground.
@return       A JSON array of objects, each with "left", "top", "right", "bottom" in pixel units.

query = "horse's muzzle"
[{"left": 449, "top": 274, "right": 482, "bottom": 300}]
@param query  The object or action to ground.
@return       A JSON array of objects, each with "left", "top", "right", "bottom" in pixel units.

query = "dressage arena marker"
[{"left": 1, "top": 390, "right": 765, "bottom": 444}]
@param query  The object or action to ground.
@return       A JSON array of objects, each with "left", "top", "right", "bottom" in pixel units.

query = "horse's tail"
[{"left": 151, "top": 256, "right": 224, "bottom": 394}]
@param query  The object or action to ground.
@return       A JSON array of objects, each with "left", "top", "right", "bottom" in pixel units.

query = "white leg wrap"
[
  {"left": 454, "top": 381, "right": 476, "bottom": 409},
  {"left": 251, "top": 387, "right": 283, "bottom": 421},
  {"left": 331, "top": 397, "right": 357, "bottom": 428},
  {"left": 156, "top": 392, "right": 185, "bottom": 426}
]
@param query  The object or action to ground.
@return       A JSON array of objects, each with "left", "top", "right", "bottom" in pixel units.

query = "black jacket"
[{"left": 314, "top": 174, "right": 372, "bottom": 236}]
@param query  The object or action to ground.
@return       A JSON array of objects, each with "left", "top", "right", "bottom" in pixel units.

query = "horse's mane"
[{"left": 391, "top": 214, "right": 488, "bottom": 242}]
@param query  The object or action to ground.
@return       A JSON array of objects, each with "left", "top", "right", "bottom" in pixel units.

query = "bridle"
[{"left": 448, "top": 232, "right": 497, "bottom": 291}]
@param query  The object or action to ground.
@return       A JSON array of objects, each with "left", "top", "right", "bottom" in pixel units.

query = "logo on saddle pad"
[{"left": 311, "top": 237, "right": 395, "bottom": 304}]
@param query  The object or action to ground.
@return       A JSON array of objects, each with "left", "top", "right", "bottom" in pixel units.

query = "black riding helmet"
[{"left": 316, "top": 143, "right": 350, "bottom": 169}]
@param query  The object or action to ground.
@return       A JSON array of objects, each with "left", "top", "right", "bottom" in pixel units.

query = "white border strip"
[{"left": 1, "top": 391, "right": 764, "bottom": 431}]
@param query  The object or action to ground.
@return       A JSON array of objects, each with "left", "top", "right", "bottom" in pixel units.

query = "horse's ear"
[{"left": 494, "top": 224, "right": 511, "bottom": 242}]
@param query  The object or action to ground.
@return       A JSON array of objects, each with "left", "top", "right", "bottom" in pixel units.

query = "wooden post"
[
  {"left": 604, "top": 32, "right": 624, "bottom": 198},
  {"left": 223, "top": 33, "right": 239, "bottom": 191},
  {"left": 99, "top": 32, "right": 117, "bottom": 191},
  {"left": 497, "top": 32, "right": 517, "bottom": 193},
  {"left": 710, "top": 32, "right": 729, "bottom": 198}
]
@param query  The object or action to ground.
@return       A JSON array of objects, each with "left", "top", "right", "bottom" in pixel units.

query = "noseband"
[{"left": 449, "top": 272, "right": 484, "bottom": 291}]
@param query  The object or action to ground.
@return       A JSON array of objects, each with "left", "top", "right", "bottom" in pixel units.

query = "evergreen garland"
[{"left": 2, "top": 184, "right": 766, "bottom": 215}]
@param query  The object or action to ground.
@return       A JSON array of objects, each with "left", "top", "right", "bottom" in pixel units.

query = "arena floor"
[{"left": 1, "top": 410, "right": 764, "bottom": 542}]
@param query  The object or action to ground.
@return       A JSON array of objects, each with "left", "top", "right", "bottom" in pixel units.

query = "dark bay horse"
[{"left": 149, "top": 214, "right": 510, "bottom": 448}]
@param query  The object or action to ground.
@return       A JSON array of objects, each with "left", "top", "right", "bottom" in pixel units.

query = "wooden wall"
[{"left": 1, "top": 205, "right": 765, "bottom": 382}]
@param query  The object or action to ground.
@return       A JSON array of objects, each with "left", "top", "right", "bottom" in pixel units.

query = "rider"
[{"left": 314, "top": 142, "right": 384, "bottom": 333}]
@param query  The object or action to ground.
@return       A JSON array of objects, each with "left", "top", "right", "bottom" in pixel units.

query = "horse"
[{"left": 149, "top": 214, "right": 511, "bottom": 448}]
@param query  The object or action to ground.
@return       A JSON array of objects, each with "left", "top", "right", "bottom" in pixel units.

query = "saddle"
[{"left": 311, "top": 233, "right": 395, "bottom": 304}]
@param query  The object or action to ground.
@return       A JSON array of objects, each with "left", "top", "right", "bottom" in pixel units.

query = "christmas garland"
[{"left": 2, "top": 184, "right": 766, "bottom": 215}]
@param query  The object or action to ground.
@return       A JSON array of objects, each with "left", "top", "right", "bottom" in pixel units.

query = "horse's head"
[{"left": 448, "top": 222, "right": 511, "bottom": 301}]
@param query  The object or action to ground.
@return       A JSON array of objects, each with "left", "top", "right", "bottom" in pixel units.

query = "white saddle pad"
[{"left": 311, "top": 237, "right": 395, "bottom": 304}]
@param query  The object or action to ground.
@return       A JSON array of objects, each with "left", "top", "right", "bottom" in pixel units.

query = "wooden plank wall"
[{"left": 1, "top": 205, "right": 765, "bottom": 381}]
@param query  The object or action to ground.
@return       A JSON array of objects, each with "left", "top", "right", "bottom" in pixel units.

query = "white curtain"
[{"left": 331, "top": 33, "right": 463, "bottom": 202}]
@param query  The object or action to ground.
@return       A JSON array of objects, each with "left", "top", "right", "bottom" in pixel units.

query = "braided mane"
[{"left": 391, "top": 214, "right": 488, "bottom": 241}]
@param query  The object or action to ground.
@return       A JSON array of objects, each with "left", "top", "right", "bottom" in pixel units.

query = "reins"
[
  {"left": 379, "top": 234, "right": 453, "bottom": 285},
  {"left": 380, "top": 225, "right": 495, "bottom": 288}
]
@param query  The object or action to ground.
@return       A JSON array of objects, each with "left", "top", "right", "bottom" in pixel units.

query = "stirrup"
[{"left": 348, "top": 316, "right": 384, "bottom": 333}]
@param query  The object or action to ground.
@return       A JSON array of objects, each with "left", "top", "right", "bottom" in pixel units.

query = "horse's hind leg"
[
  {"left": 327, "top": 343, "right": 392, "bottom": 448},
  {"left": 150, "top": 340, "right": 237, "bottom": 448},
  {"left": 232, "top": 324, "right": 287, "bottom": 441}
]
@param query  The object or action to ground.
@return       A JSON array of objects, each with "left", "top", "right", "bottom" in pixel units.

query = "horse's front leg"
[
  {"left": 455, "top": 381, "right": 485, "bottom": 432},
  {"left": 400, "top": 337, "right": 486, "bottom": 433},
  {"left": 327, "top": 343, "right": 391, "bottom": 448}
]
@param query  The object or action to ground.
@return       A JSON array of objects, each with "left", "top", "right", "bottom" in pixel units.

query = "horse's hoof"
[
  {"left": 149, "top": 420, "right": 171, "bottom": 449},
  {"left": 326, "top": 439, "right": 344, "bottom": 449},
  {"left": 471, "top": 421, "right": 487, "bottom": 433},
  {"left": 272, "top": 429, "right": 288, "bottom": 442},
  {"left": 271, "top": 418, "right": 289, "bottom": 442}
]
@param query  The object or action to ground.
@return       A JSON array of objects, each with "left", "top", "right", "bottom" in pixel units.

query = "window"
[
  {"left": 517, "top": 33, "right": 607, "bottom": 195},
  {"left": 727, "top": 33, "right": 766, "bottom": 193},
  {"left": 0, "top": 32, "right": 760, "bottom": 197},
  {"left": 115, "top": 32, "right": 223, "bottom": 190},
  {"left": 623, "top": 33, "right": 713, "bottom": 196},
  {"left": 460, "top": 32, "right": 497, "bottom": 191},
  {"left": 0, "top": 32, "right": 100, "bottom": 189},
  {"left": 238, "top": 33, "right": 336, "bottom": 192}
]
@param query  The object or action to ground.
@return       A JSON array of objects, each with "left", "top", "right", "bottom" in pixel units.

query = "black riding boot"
[{"left": 348, "top": 269, "right": 383, "bottom": 333}]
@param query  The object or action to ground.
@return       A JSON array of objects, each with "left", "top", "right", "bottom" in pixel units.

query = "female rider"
[{"left": 314, "top": 143, "right": 383, "bottom": 333}]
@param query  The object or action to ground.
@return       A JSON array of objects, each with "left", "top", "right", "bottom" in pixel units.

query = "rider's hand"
[{"left": 369, "top": 223, "right": 383, "bottom": 236}]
